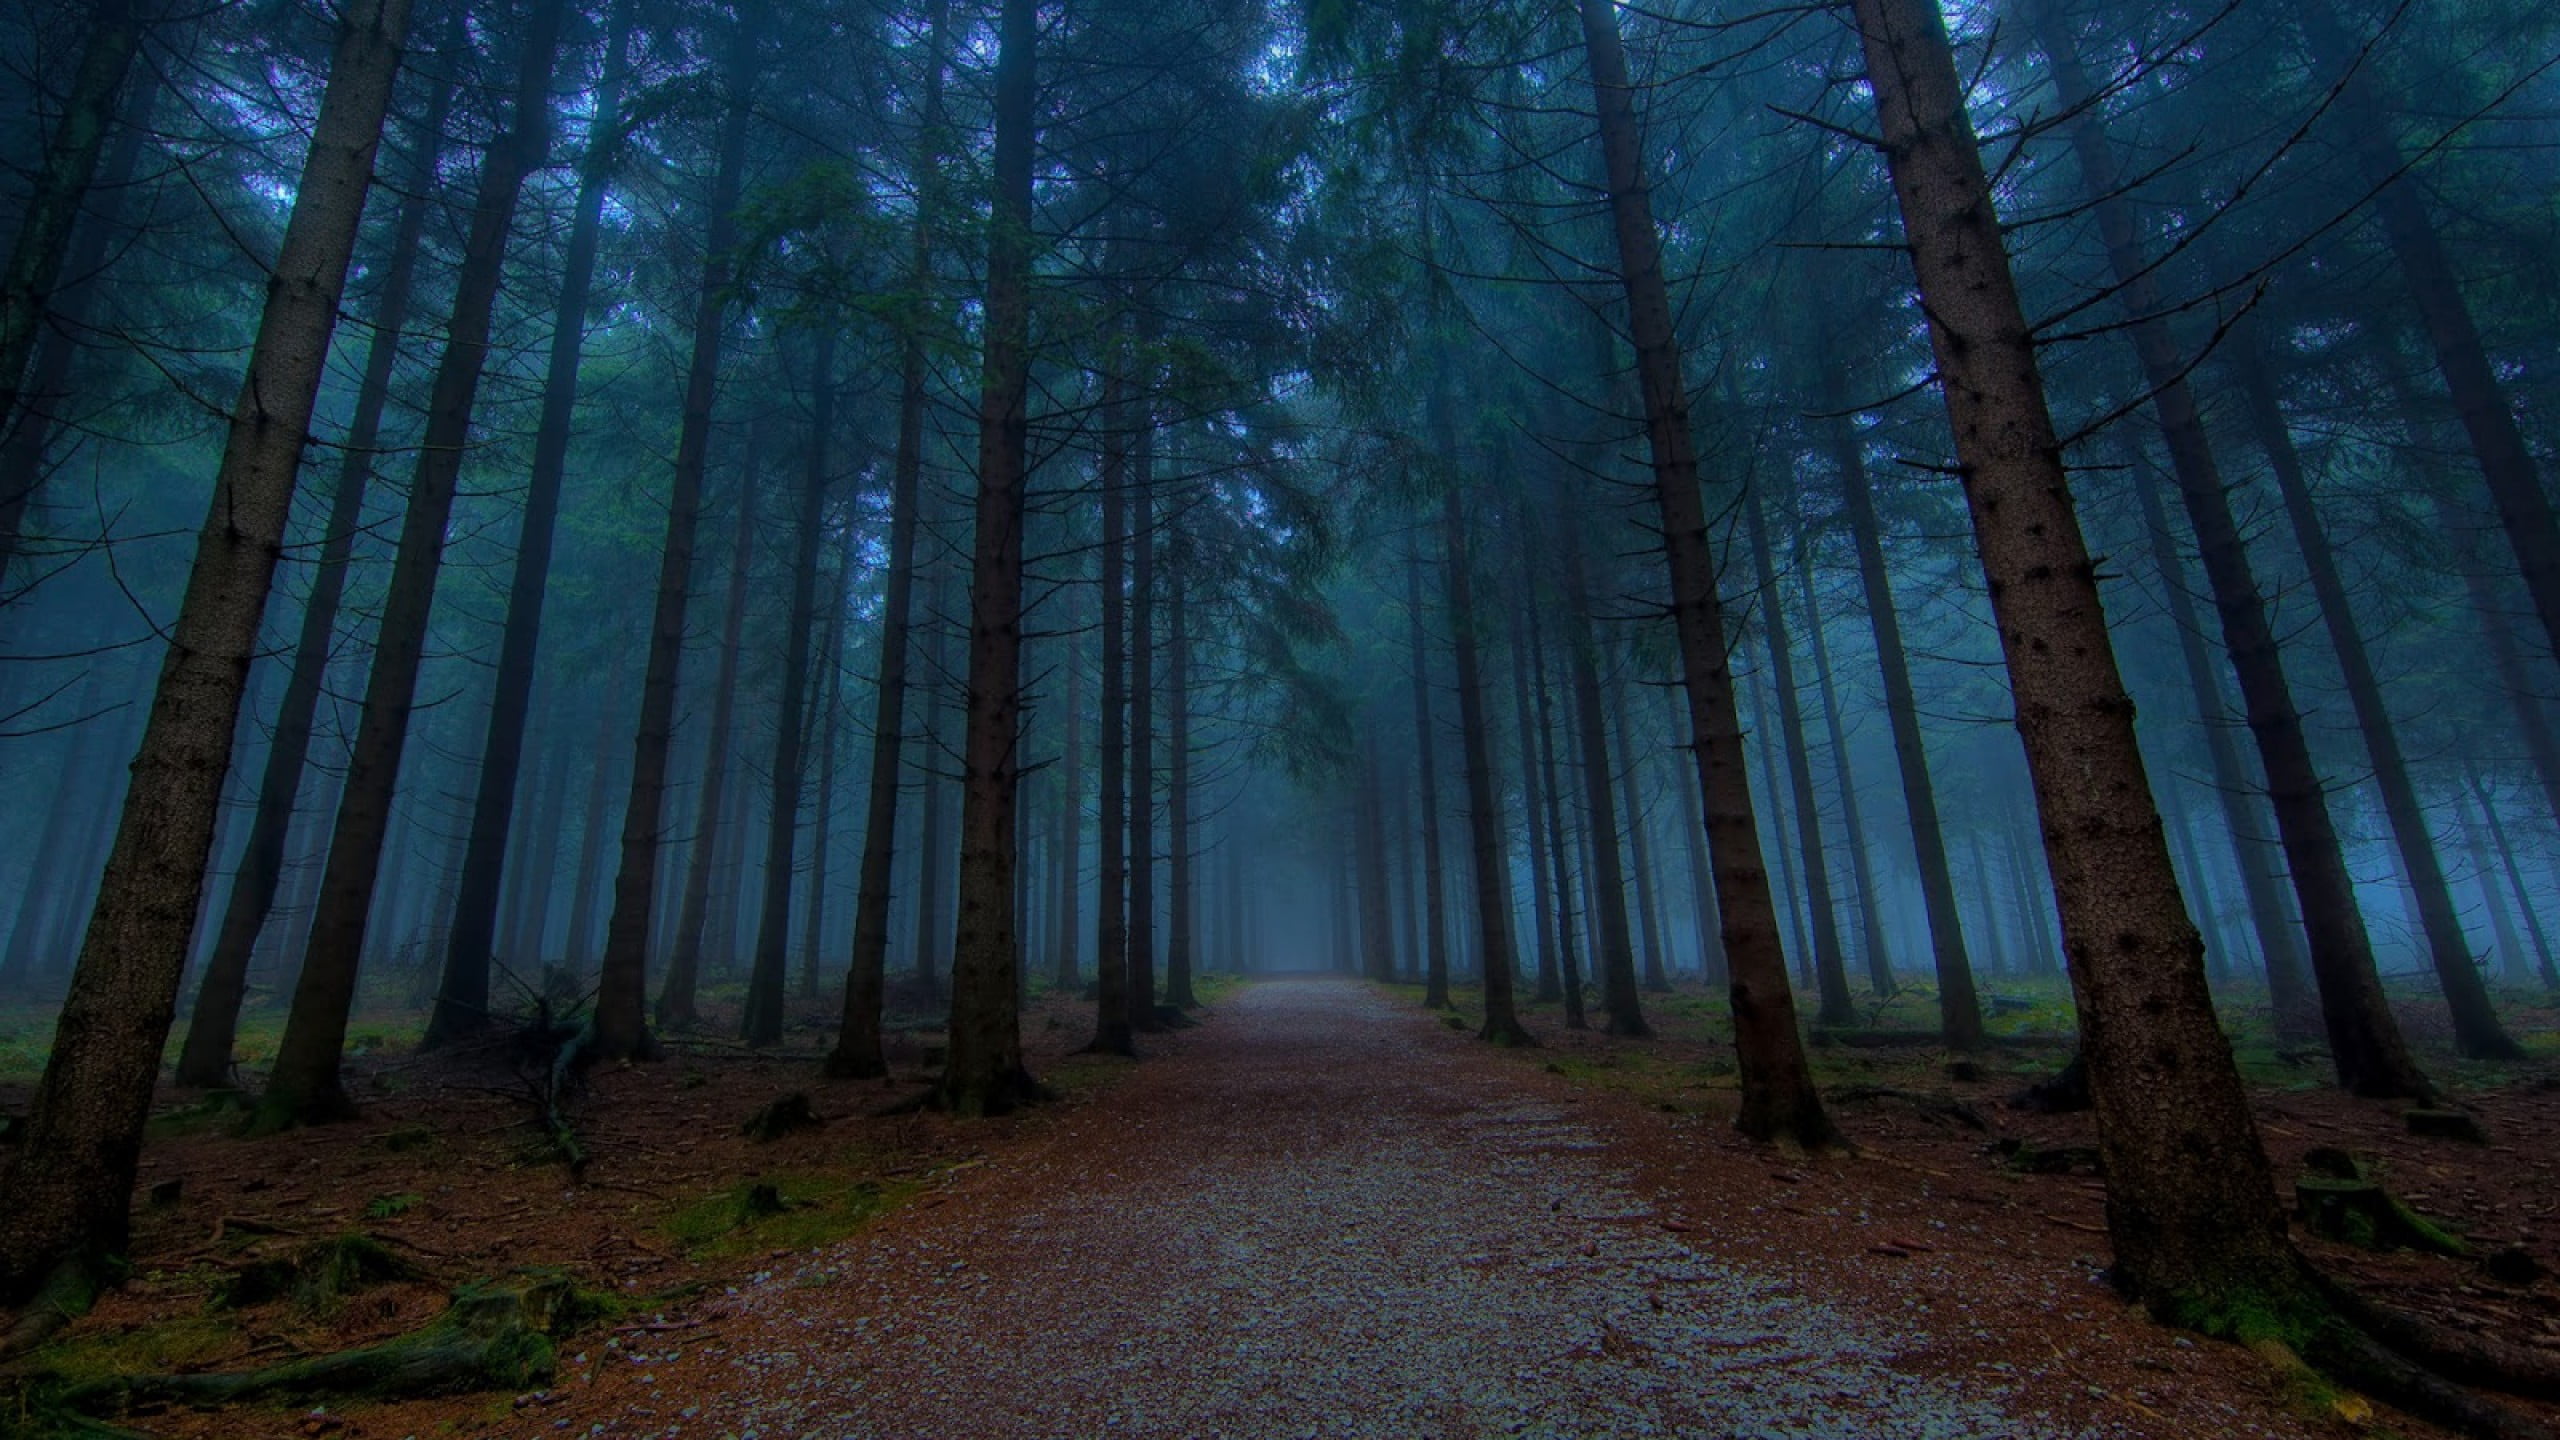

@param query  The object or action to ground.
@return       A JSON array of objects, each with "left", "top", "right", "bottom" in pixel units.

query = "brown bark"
[
  {"left": 0, "top": 0, "right": 415, "bottom": 1302},
  {"left": 1166, "top": 558, "right": 1198, "bottom": 1009},
  {"left": 1083, "top": 361, "right": 1134, "bottom": 1057},
  {"left": 1793, "top": 529, "right": 1892, "bottom": 997},
  {"left": 743, "top": 332, "right": 836, "bottom": 1046},
  {"left": 255, "top": 0, "right": 570, "bottom": 1132},
  {"left": 1742, "top": 476, "right": 1856, "bottom": 1026},
  {"left": 2032, "top": 5, "right": 2429, "bottom": 1099},
  {"left": 1128, "top": 427, "right": 1159, "bottom": 1026},
  {"left": 1855, "top": 0, "right": 2305, "bottom": 1317},
  {"left": 592, "top": 2, "right": 765, "bottom": 1063},
  {"left": 827, "top": 0, "right": 949, "bottom": 1076},
  {"left": 2233, "top": 349, "right": 2516, "bottom": 1058},
  {"left": 1050, "top": 589, "right": 1082, "bottom": 991},
  {"left": 1608, "top": 687, "right": 1671, "bottom": 996},
  {"left": 1441, "top": 485, "right": 1532, "bottom": 1044},
  {"left": 1405, "top": 532, "right": 1453, "bottom": 1009},
  {"left": 1820, "top": 394, "right": 1980, "bottom": 1043},
  {"left": 801, "top": 522, "right": 855, "bottom": 1000},
  {"left": 426, "top": 0, "right": 635, "bottom": 1049},
  {"left": 175, "top": 34, "right": 461, "bottom": 1087},
  {"left": 1502, "top": 550, "right": 1562, "bottom": 1003},
  {"left": 0, "top": 0, "right": 150, "bottom": 483},
  {"left": 1527, "top": 590, "right": 1587, "bottom": 1031},
  {"left": 935, "top": 0, "right": 1043, "bottom": 1115},
  {"left": 664, "top": 442, "right": 765, "bottom": 1030},
  {"left": 1554, "top": 500, "right": 1645, "bottom": 1037},
  {"left": 1578, "top": 0, "right": 1832, "bottom": 1144}
]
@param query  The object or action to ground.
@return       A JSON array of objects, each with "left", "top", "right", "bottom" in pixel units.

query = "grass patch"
[
  {"left": 660, "top": 1170, "right": 919, "bottom": 1259},
  {"left": 31, "top": 1313, "right": 246, "bottom": 1388}
]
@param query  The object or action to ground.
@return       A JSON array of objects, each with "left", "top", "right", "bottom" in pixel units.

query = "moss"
[
  {"left": 661, "top": 1172, "right": 920, "bottom": 1257},
  {"left": 29, "top": 1314, "right": 245, "bottom": 1389}
]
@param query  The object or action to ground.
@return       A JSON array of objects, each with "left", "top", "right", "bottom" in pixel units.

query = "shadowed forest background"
[{"left": 1, "top": 0, "right": 2559, "bottom": 1433}]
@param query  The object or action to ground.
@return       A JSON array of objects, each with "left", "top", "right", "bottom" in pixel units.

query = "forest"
[{"left": 1, "top": 0, "right": 2557, "bottom": 1433}]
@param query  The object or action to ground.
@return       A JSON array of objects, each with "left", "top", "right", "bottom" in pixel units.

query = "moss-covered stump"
[
  {"left": 218, "top": 1232, "right": 417, "bottom": 1313},
  {"left": 2295, "top": 1161, "right": 2471, "bottom": 1259},
  {"left": 63, "top": 1272, "right": 594, "bottom": 1416}
]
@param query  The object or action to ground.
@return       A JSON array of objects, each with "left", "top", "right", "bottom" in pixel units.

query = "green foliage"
[{"left": 660, "top": 1171, "right": 918, "bottom": 1258}]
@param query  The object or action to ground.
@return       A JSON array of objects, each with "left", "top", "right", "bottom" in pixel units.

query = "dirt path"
[{"left": 528, "top": 978, "right": 2279, "bottom": 1440}]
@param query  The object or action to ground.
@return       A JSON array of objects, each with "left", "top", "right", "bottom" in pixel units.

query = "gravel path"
[{"left": 574, "top": 978, "right": 2092, "bottom": 1440}]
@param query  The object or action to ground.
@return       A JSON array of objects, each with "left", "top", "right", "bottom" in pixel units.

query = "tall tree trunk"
[
  {"left": 0, "top": 71, "right": 158, "bottom": 599},
  {"left": 2126, "top": 441, "right": 2316, "bottom": 1030},
  {"left": 1503, "top": 559, "right": 1561, "bottom": 1003},
  {"left": 515, "top": 739, "right": 571, "bottom": 964},
  {"left": 0, "top": 0, "right": 150, "bottom": 492},
  {"left": 255, "top": 0, "right": 569, "bottom": 1131},
  {"left": 0, "top": 0, "right": 414, "bottom": 1303},
  {"left": 1528, "top": 592, "right": 1587, "bottom": 1030},
  {"left": 592, "top": 2, "right": 765, "bottom": 1063},
  {"left": 1356, "top": 732, "right": 1396, "bottom": 981},
  {"left": 1442, "top": 485, "right": 1531, "bottom": 1043},
  {"left": 1127, "top": 428, "right": 1159, "bottom": 1027},
  {"left": 2233, "top": 353, "right": 2516, "bottom": 1057},
  {"left": 2452, "top": 779, "right": 2526, "bottom": 984},
  {"left": 1608, "top": 687, "right": 1671, "bottom": 995},
  {"left": 1854, "top": 0, "right": 2308, "bottom": 1320},
  {"left": 742, "top": 332, "right": 835, "bottom": 1046},
  {"left": 175, "top": 38, "right": 461, "bottom": 1087},
  {"left": 827, "top": 0, "right": 947, "bottom": 1075},
  {"left": 1050, "top": 591, "right": 1083, "bottom": 990},
  {"left": 1165, "top": 560, "right": 1198, "bottom": 1009},
  {"left": 1578, "top": 0, "right": 1832, "bottom": 1143},
  {"left": 1084, "top": 363, "right": 1133, "bottom": 1055},
  {"left": 2467, "top": 765, "right": 2559, "bottom": 989},
  {"left": 1742, "top": 477, "right": 1855, "bottom": 1025},
  {"left": 1745, "top": 661, "right": 1811, "bottom": 985},
  {"left": 1667, "top": 685, "right": 1726, "bottom": 985},
  {"left": 936, "top": 0, "right": 1042, "bottom": 1115},
  {"left": 1555, "top": 501, "right": 1646, "bottom": 1036},
  {"left": 2032, "top": 7, "right": 2428, "bottom": 1099},
  {"left": 801, "top": 523, "right": 853, "bottom": 1000},
  {"left": 1793, "top": 527, "right": 1892, "bottom": 996},
  {"left": 0, "top": 671, "right": 114, "bottom": 997},
  {"left": 911, "top": 565, "right": 953, "bottom": 998},
  {"left": 1404, "top": 532, "right": 1453, "bottom": 1009},
  {"left": 663, "top": 443, "right": 765, "bottom": 1029},
  {"left": 565, "top": 683, "right": 620, "bottom": 970},
  {"left": 426, "top": 0, "right": 634, "bottom": 1048},
  {"left": 2303, "top": 11, "right": 2560, "bottom": 671},
  {"left": 1820, "top": 398, "right": 1980, "bottom": 1043}
]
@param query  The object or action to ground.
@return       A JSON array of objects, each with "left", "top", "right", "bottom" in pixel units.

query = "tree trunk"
[
  {"left": 0, "top": 0, "right": 414, "bottom": 1304},
  {"left": 253, "top": 0, "right": 569, "bottom": 1131},
  {"left": 911, "top": 565, "right": 953, "bottom": 998},
  {"left": 2467, "top": 766, "right": 2559, "bottom": 988},
  {"left": 827, "top": 0, "right": 947, "bottom": 1075},
  {"left": 1745, "top": 661, "right": 1811, "bottom": 986},
  {"left": 1127, "top": 426, "right": 1160, "bottom": 1027},
  {"left": 742, "top": 332, "right": 835, "bottom": 1046},
  {"left": 1667, "top": 684, "right": 1726, "bottom": 985},
  {"left": 801, "top": 521, "right": 854, "bottom": 1000},
  {"left": 1503, "top": 556, "right": 1562, "bottom": 1003},
  {"left": 0, "top": 0, "right": 150, "bottom": 488},
  {"left": 1793, "top": 525, "right": 1892, "bottom": 997},
  {"left": 1527, "top": 591, "right": 1587, "bottom": 1030},
  {"left": 0, "top": 69, "right": 158, "bottom": 600},
  {"left": 1742, "top": 476, "right": 1855, "bottom": 1025},
  {"left": 564, "top": 684, "right": 620, "bottom": 970},
  {"left": 425, "top": 0, "right": 633, "bottom": 1049},
  {"left": 174, "top": 37, "right": 461, "bottom": 1088},
  {"left": 1050, "top": 590, "right": 1082, "bottom": 990},
  {"left": 1553, "top": 500, "right": 1647, "bottom": 1036},
  {"left": 0, "top": 671, "right": 114, "bottom": 997},
  {"left": 1579, "top": 0, "right": 1831, "bottom": 1144},
  {"left": 1608, "top": 685, "right": 1671, "bottom": 995},
  {"left": 1165, "top": 559, "right": 1198, "bottom": 1009},
  {"left": 1442, "top": 484, "right": 1531, "bottom": 1043},
  {"left": 1404, "top": 532, "right": 1453, "bottom": 1009},
  {"left": 2305, "top": 10, "right": 2560, "bottom": 672},
  {"left": 1083, "top": 359, "right": 1134, "bottom": 1055},
  {"left": 2234, "top": 352, "right": 2516, "bottom": 1057},
  {"left": 1820, "top": 397, "right": 1980, "bottom": 1043},
  {"left": 2126, "top": 439, "right": 2315, "bottom": 1029},
  {"left": 592, "top": 2, "right": 765, "bottom": 1064},
  {"left": 1356, "top": 732, "right": 1396, "bottom": 981},
  {"left": 663, "top": 442, "right": 765, "bottom": 1030},
  {"left": 515, "top": 738, "right": 571, "bottom": 964},
  {"left": 935, "top": 0, "right": 1042, "bottom": 1115},
  {"left": 1854, "top": 0, "right": 2308, "bottom": 1320},
  {"left": 2032, "top": 6, "right": 2429, "bottom": 1098}
]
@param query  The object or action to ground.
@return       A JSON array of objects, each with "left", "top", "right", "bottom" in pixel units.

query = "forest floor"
[{"left": 3, "top": 973, "right": 2557, "bottom": 1438}]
